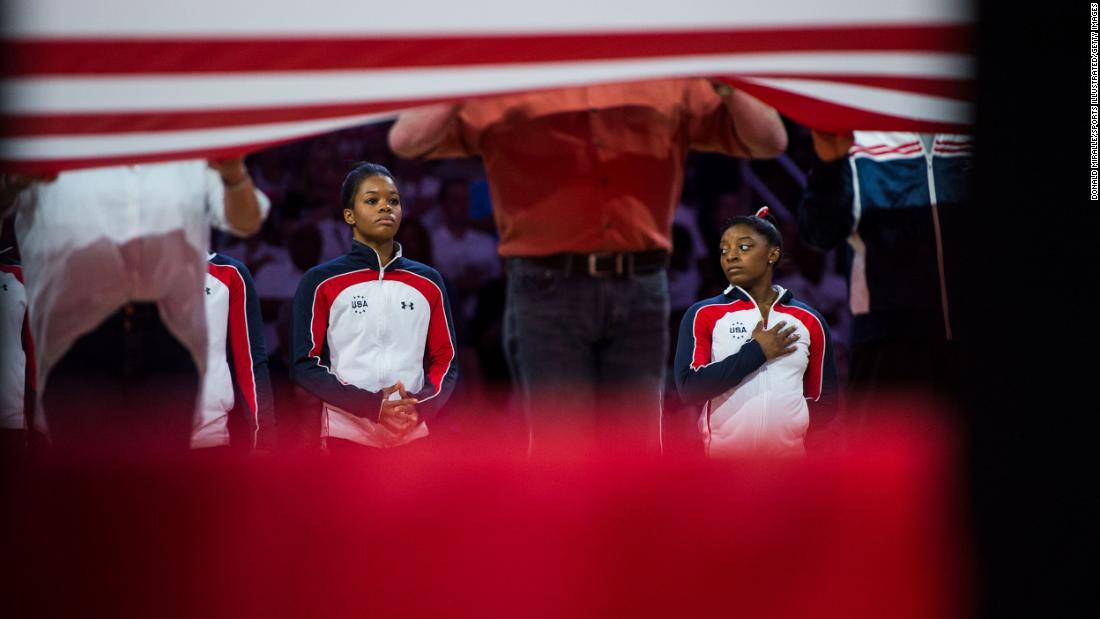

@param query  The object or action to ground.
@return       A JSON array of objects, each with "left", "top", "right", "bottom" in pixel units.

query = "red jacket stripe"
[
  {"left": 309, "top": 268, "right": 377, "bottom": 377},
  {"left": 209, "top": 263, "right": 258, "bottom": 419},
  {"left": 773, "top": 304, "right": 826, "bottom": 401},
  {"left": 387, "top": 269, "right": 456, "bottom": 402},
  {"left": 0, "top": 263, "right": 23, "bottom": 284},
  {"left": 690, "top": 300, "right": 753, "bottom": 370},
  {"left": 0, "top": 264, "right": 36, "bottom": 400}
]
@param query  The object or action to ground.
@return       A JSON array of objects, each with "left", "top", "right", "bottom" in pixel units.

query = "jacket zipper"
[
  {"left": 372, "top": 246, "right": 391, "bottom": 394},
  {"left": 924, "top": 137, "right": 953, "bottom": 341},
  {"left": 744, "top": 286, "right": 773, "bottom": 448}
]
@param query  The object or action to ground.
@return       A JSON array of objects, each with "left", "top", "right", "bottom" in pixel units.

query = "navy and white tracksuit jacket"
[
  {"left": 798, "top": 132, "right": 972, "bottom": 344},
  {"left": 674, "top": 285, "right": 838, "bottom": 457},
  {"left": 193, "top": 253, "right": 275, "bottom": 449},
  {"left": 290, "top": 240, "right": 458, "bottom": 448},
  {"left": 1, "top": 256, "right": 34, "bottom": 431}
]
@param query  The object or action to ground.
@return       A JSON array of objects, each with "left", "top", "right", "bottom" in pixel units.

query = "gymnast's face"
[
  {"left": 344, "top": 174, "right": 402, "bottom": 245},
  {"left": 719, "top": 224, "right": 779, "bottom": 289}
]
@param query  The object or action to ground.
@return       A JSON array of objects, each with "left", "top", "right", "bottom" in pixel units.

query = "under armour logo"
[
  {"left": 1, "top": 284, "right": 6, "bottom": 291},
  {"left": 205, "top": 287, "right": 212, "bottom": 295},
  {"left": 401, "top": 301, "right": 415, "bottom": 310}
]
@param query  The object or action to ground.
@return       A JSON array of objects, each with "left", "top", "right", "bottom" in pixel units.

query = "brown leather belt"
[{"left": 521, "top": 250, "right": 669, "bottom": 277}]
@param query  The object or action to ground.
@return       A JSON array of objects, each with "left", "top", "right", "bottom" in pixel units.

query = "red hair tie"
[{"left": 755, "top": 206, "right": 770, "bottom": 219}]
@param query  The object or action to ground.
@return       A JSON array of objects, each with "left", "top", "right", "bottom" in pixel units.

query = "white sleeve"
[{"left": 204, "top": 167, "right": 271, "bottom": 236}]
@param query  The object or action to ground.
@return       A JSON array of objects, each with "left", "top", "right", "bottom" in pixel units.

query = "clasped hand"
[{"left": 378, "top": 381, "right": 419, "bottom": 436}]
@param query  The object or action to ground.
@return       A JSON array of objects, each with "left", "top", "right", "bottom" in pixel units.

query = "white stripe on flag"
[
  {"left": 3, "top": 52, "right": 971, "bottom": 114},
  {"left": 0, "top": 111, "right": 398, "bottom": 160},
  {"left": 740, "top": 76, "right": 973, "bottom": 123},
  {"left": 6, "top": 0, "right": 974, "bottom": 35}
]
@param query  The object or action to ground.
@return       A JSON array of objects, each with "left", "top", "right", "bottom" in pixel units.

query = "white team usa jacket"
[
  {"left": 194, "top": 253, "right": 274, "bottom": 449},
  {"left": 675, "top": 285, "right": 838, "bottom": 457},
  {"left": 290, "top": 240, "right": 457, "bottom": 448},
  {"left": 0, "top": 258, "right": 34, "bottom": 431}
]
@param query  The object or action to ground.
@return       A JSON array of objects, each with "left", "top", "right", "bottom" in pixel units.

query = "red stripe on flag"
[
  {"left": 0, "top": 74, "right": 968, "bottom": 137},
  {"left": 0, "top": 139, "right": 307, "bottom": 175},
  {"left": 1, "top": 25, "right": 973, "bottom": 76},
  {"left": 1, "top": 101, "right": 410, "bottom": 137},
  {"left": 0, "top": 102, "right": 969, "bottom": 176},
  {"left": 719, "top": 75, "right": 972, "bottom": 101},
  {"left": 721, "top": 77, "right": 973, "bottom": 134},
  {"left": 2, "top": 75, "right": 971, "bottom": 138}
]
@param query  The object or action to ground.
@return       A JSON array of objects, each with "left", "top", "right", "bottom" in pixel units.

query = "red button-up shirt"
[{"left": 429, "top": 79, "right": 749, "bottom": 256}]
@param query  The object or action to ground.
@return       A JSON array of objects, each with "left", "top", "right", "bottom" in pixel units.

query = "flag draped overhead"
[{"left": 0, "top": 0, "right": 974, "bottom": 173}]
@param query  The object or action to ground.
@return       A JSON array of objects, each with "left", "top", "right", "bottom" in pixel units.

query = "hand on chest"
[{"left": 715, "top": 311, "right": 809, "bottom": 367}]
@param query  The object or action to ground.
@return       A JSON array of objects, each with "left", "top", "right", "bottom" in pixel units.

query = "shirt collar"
[
  {"left": 350, "top": 239, "right": 402, "bottom": 269},
  {"left": 722, "top": 284, "right": 791, "bottom": 306}
]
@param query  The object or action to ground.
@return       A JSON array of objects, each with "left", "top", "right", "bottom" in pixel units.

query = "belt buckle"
[{"left": 587, "top": 253, "right": 624, "bottom": 277}]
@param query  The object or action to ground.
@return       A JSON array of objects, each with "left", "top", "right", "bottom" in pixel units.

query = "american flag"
[{"left": 0, "top": 0, "right": 974, "bottom": 174}]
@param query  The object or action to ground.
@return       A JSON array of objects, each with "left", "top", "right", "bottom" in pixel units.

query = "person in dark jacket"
[{"left": 798, "top": 130, "right": 972, "bottom": 416}]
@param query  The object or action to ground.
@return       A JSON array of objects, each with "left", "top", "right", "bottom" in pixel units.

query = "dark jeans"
[
  {"left": 503, "top": 258, "right": 669, "bottom": 454},
  {"left": 41, "top": 303, "right": 199, "bottom": 452}
]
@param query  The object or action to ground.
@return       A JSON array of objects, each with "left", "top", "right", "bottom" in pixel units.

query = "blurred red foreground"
[{"left": 2, "top": 417, "right": 966, "bottom": 618}]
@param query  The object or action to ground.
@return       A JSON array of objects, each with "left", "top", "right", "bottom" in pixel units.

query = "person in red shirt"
[{"left": 389, "top": 78, "right": 786, "bottom": 454}]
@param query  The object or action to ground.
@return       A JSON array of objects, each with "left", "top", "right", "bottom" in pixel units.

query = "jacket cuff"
[
  {"left": 412, "top": 385, "right": 440, "bottom": 421},
  {"left": 740, "top": 339, "right": 768, "bottom": 368},
  {"left": 358, "top": 390, "right": 385, "bottom": 423}
]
